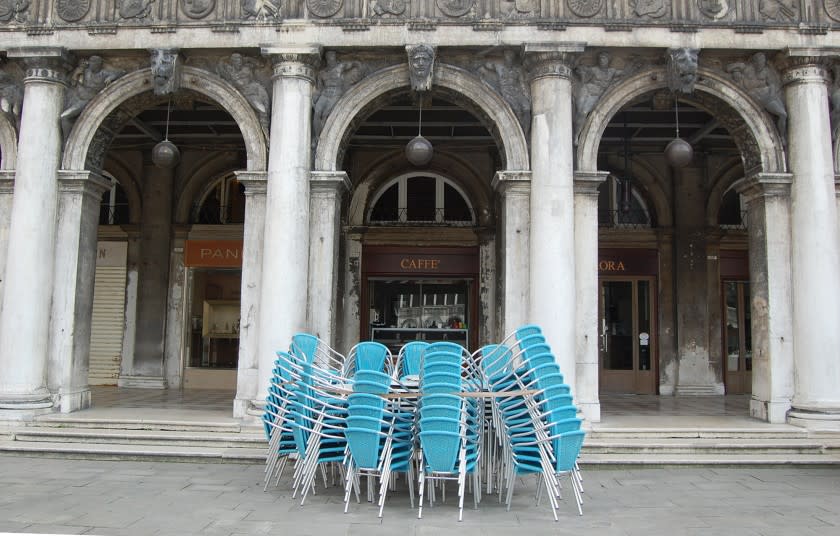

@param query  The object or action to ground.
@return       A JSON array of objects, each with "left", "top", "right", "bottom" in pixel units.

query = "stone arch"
[
  {"left": 62, "top": 66, "right": 267, "bottom": 172},
  {"left": 0, "top": 113, "right": 17, "bottom": 170},
  {"left": 174, "top": 152, "right": 243, "bottom": 224},
  {"left": 102, "top": 155, "right": 143, "bottom": 225},
  {"left": 601, "top": 153, "right": 671, "bottom": 227},
  {"left": 314, "top": 63, "right": 529, "bottom": 173},
  {"left": 577, "top": 66, "right": 786, "bottom": 176}
]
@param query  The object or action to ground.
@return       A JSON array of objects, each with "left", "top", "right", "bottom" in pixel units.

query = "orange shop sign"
[{"left": 184, "top": 240, "right": 244, "bottom": 267}]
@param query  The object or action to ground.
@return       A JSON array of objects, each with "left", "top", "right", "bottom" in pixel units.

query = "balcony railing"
[{"left": 599, "top": 209, "right": 652, "bottom": 229}]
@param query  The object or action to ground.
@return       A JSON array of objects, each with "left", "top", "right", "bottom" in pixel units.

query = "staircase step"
[
  {"left": 32, "top": 414, "right": 244, "bottom": 433},
  {"left": 0, "top": 439, "right": 266, "bottom": 463},
  {"left": 6, "top": 427, "right": 267, "bottom": 448},
  {"left": 579, "top": 452, "right": 840, "bottom": 466}
]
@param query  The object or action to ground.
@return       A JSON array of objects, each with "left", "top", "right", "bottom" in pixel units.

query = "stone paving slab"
[{"left": 0, "top": 456, "right": 838, "bottom": 535}]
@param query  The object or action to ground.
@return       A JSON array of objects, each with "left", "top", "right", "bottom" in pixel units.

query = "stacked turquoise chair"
[
  {"left": 416, "top": 343, "right": 482, "bottom": 521},
  {"left": 263, "top": 350, "right": 305, "bottom": 491},
  {"left": 396, "top": 341, "right": 429, "bottom": 381},
  {"left": 342, "top": 368, "right": 415, "bottom": 517},
  {"left": 344, "top": 341, "right": 393, "bottom": 379}
]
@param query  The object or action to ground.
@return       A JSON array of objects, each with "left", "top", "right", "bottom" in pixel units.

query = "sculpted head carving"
[
  {"left": 407, "top": 44, "right": 435, "bottom": 93},
  {"left": 150, "top": 49, "right": 181, "bottom": 96},
  {"left": 666, "top": 48, "right": 700, "bottom": 95}
]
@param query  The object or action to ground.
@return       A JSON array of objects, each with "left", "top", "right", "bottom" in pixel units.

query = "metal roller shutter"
[{"left": 89, "top": 242, "right": 127, "bottom": 385}]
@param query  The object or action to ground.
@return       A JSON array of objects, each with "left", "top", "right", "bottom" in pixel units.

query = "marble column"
[
  {"left": 234, "top": 171, "right": 267, "bottom": 419},
  {"left": 257, "top": 46, "right": 320, "bottom": 398},
  {"left": 163, "top": 227, "right": 188, "bottom": 389},
  {"left": 783, "top": 58, "right": 840, "bottom": 428},
  {"left": 0, "top": 48, "right": 70, "bottom": 414},
  {"left": 119, "top": 160, "right": 173, "bottom": 388},
  {"left": 492, "top": 171, "right": 531, "bottom": 338},
  {"left": 308, "top": 171, "right": 350, "bottom": 347},
  {"left": 525, "top": 44, "right": 582, "bottom": 388},
  {"left": 0, "top": 172, "right": 14, "bottom": 310},
  {"left": 48, "top": 171, "right": 111, "bottom": 412},
  {"left": 736, "top": 173, "right": 794, "bottom": 423},
  {"left": 574, "top": 171, "right": 607, "bottom": 422}
]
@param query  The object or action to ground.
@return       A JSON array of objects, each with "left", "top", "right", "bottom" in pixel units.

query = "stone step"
[
  {"left": 0, "top": 439, "right": 266, "bottom": 464},
  {"left": 32, "top": 414, "right": 244, "bottom": 433},
  {"left": 579, "top": 452, "right": 840, "bottom": 466},
  {"left": 581, "top": 438, "right": 834, "bottom": 455},
  {"left": 584, "top": 427, "right": 812, "bottom": 440},
  {"left": 6, "top": 427, "right": 267, "bottom": 449}
]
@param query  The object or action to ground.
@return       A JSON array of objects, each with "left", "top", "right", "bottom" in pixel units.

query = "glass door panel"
[
  {"left": 723, "top": 280, "right": 751, "bottom": 394},
  {"left": 603, "top": 281, "right": 633, "bottom": 371}
]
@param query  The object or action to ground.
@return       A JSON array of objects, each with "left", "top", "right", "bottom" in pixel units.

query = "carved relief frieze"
[
  {"left": 215, "top": 53, "right": 271, "bottom": 131},
  {"left": 630, "top": 0, "right": 668, "bottom": 18},
  {"left": 56, "top": 0, "right": 90, "bottom": 22},
  {"left": 182, "top": 0, "right": 216, "bottom": 18},
  {"left": 0, "top": 61, "right": 23, "bottom": 130},
  {"left": 725, "top": 52, "right": 787, "bottom": 141},
  {"left": 825, "top": 0, "right": 840, "bottom": 22},
  {"left": 666, "top": 48, "right": 699, "bottom": 94},
  {"left": 474, "top": 49, "right": 531, "bottom": 136},
  {"left": 0, "top": 0, "right": 28, "bottom": 23},
  {"left": 242, "top": 0, "right": 282, "bottom": 20},
  {"left": 697, "top": 0, "right": 731, "bottom": 19},
  {"left": 62, "top": 56, "right": 126, "bottom": 140},
  {"left": 567, "top": 0, "right": 602, "bottom": 17},
  {"left": 119, "top": 0, "right": 155, "bottom": 19},
  {"left": 436, "top": 0, "right": 475, "bottom": 17},
  {"left": 307, "top": 0, "right": 343, "bottom": 17},
  {"left": 502, "top": 0, "right": 539, "bottom": 18},
  {"left": 758, "top": 0, "right": 798, "bottom": 21},
  {"left": 313, "top": 51, "right": 366, "bottom": 137},
  {"left": 829, "top": 63, "right": 840, "bottom": 138},
  {"left": 371, "top": 0, "right": 407, "bottom": 17}
]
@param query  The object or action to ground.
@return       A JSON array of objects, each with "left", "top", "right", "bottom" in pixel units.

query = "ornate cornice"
[
  {"left": 574, "top": 170, "right": 609, "bottom": 196},
  {"left": 492, "top": 170, "right": 531, "bottom": 193},
  {"left": 262, "top": 46, "right": 322, "bottom": 83},
  {"left": 57, "top": 170, "right": 112, "bottom": 200},
  {"left": 310, "top": 170, "right": 351, "bottom": 193},
  {"left": 235, "top": 170, "right": 268, "bottom": 195}
]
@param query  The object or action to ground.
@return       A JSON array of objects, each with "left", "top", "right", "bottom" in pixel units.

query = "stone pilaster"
[
  {"left": 256, "top": 46, "right": 321, "bottom": 399},
  {"left": 735, "top": 173, "right": 794, "bottom": 423},
  {"left": 782, "top": 57, "right": 840, "bottom": 428},
  {"left": 234, "top": 171, "right": 267, "bottom": 420},
  {"left": 524, "top": 43, "right": 582, "bottom": 389},
  {"left": 307, "top": 171, "right": 350, "bottom": 351},
  {"left": 49, "top": 171, "right": 111, "bottom": 413},
  {"left": 0, "top": 48, "right": 70, "bottom": 415},
  {"left": 0, "top": 172, "right": 14, "bottom": 311},
  {"left": 574, "top": 171, "right": 608, "bottom": 422},
  {"left": 491, "top": 171, "right": 531, "bottom": 338}
]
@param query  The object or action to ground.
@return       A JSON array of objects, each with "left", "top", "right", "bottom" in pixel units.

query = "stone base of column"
[
  {"left": 234, "top": 396, "right": 264, "bottom": 425},
  {"left": 577, "top": 401, "right": 601, "bottom": 423},
  {"left": 57, "top": 388, "right": 91, "bottom": 413},
  {"left": 117, "top": 376, "right": 167, "bottom": 389},
  {"left": 750, "top": 398, "right": 791, "bottom": 424},
  {"left": 788, "top": 403, "right": 840, "bottom": 430},
  {"left": 0, "top": 390, "right": 54, "bottom": 420}
]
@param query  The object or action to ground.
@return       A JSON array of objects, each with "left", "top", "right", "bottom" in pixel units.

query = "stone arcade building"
[{"left": 0, "top": 0, "right": 838, "bottom": 429}]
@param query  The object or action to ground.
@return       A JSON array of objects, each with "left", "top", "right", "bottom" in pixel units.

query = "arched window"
[
  {"left": 597, "top": 175, "right": 652, "bottom": 228},
  {"left": 98, "top": 172, "right": 130, "bottom": 225},
  {"left": 718, "top": 186, "right": 746, "bottom": 229},
  {"left": 368, "top": 174, "right": 475, "bottom": 226},
  {"left": 192, "top": 174, "right": 245, "bottom": 224}
]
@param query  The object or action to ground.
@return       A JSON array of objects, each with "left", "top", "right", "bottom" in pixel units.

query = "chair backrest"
[
  {"left": 399, "top": 341, "right": 429, "bottom": 377},
  {"left": 351, "top": 341, "right": 391, "bottom": 372},
  {"left": 418, "top": 430, "right": 461, "bottom": 473},
  {"left": 345, "top": 422, "right": 384, "bottom": 469},
  {"left": 515, "top": 324, "right": 543, "bottom": 340},
  {"left": 477, "top": 344, "right": 511, "bottom": 379},
  {"left": 291, "top": 333, "right": 319, "bottom": 364},
  {"left": 426, "top": 341, "right": 467, "bottom": 356},
  {"left": 553, "top": 430, "right": 586, "bottom": 472}
]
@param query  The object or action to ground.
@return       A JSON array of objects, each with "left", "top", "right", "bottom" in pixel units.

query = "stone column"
[
  {"left": 491, "top": 171, "right": 531, "bottom": 337},
  {"left": 525, "top": 44, "right": 582, "bottom": 387},
  {"left": 308, "top": 171, "right": 350, "bottom": 346},
  {"left": 0, "top": 48, "right": 70, "bottom": 414},
  {"left": 119, "top": 161, "right": 173, "bottom": 388},
  {"left": 0, "top": 172, "right": 14, "bottom": 309},
  {"left": 163, "top": 227, "right": 188, "bottom": 388},
  {"left": 234, "top": 171, "right": 267, "bottom": 419},
  {"left": 782, "top": 58, "right": 840, "bottom": 427},
  {"left": 574, "top": 171, "right": 607, "bottom": 422},
  {"left": 257, "top": 46, "right": 320, "bottom": 398},
  {"left": 47, "top": 171, "right": 110, "bottom": 413},
  {"left": 736, "top": 173, "right": 794, "bottom": 423},
  {"left": 336, "top": 234, "right": 363, "bottom": 355}
]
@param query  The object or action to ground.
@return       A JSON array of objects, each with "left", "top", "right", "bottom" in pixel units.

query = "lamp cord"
[
  {"left": 165, "top": 96, "right": 172, "bottom": 141},
  {"left": 418, "top": 97, "right": 423, "bottom": 137},
  {"left": 674, "top": 98, "right": 680, "bottom": 139}
]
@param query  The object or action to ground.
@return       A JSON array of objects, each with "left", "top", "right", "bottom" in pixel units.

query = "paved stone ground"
[{"left": 0, "top": 456, "right": 838, "bottom": 536}]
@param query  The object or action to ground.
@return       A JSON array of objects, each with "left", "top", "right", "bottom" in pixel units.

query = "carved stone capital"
[
  {"left": 0, "top": 171, "right": 15, "bottom": 194},
  {"left": 6, "top": 47, "right": 73, "bottom": 85},
  {"left": 310, "top": 171, "right": 351, "bottom": 194},
  {"left": 574, "top": 170, "right": 609, "bottom": 196},
  {"left": 735, "top": 172, "right": 793, "bottom": 206},
  {"left": 782, "top": 55, "right": 830, "bottom": 86},
  {"left": 492, "top": 170, "right": 531, "bottom": 194},
  {"left": 235, "top": 170, "right": 268, "bottom": 196},
  {"left": 57, "top": 170, "right": 113, "bottom": 201},
  {"left": 262, "top": 46, "right": 322, "bottom": 83},
  {"left": 524, "top": 43, "right": 584, "bottom": 82}
]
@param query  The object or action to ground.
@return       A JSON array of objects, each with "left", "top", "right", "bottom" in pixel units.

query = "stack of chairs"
[
  {"left": 416, "top": 342, "right": 482, "bottom": 521},
  {"left": 342, "top": 368, "right": 416, "bottom": 517},
  {"left": 395, "top": 340, "right": 429, "bottom": 382},
  {"left": 344, "top": 341, "right": 394, "bottom": 379}
]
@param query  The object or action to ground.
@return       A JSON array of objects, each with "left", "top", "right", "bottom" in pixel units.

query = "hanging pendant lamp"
[
  {"left": 405, "top": 94, "right": 433, "bottom": 167},
  {"left": 664, "top": 97, "right": 693, "bottom": 168},
  {"left": 151, "top": 97, "right": 181, "bottom": 169}
]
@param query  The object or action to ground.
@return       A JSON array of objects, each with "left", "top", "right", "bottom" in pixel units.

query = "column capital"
[
  {"left": 574, "top": 170, "right": 609, "bottom": 196},
  {"left": 835, "top": 175, "right": 840, "bottom": 197},
  {"left": 57, "top": 170, "right": 112, "bottom": 200},
  {"left": 735, "top": 172, "right": 793, "bottom": 206},
  {"left": 524, "top": 43, "right": 584, "bottom": 82},
  {"left": 310, "top": 171, "right": 351, "bottom": 193},
  {"left": 492, "top": 170, "right": 531, "bottom": 193},
  {"left": 781, "top": 53, "right": 830, "bottom": 86},
  {"left": 6, "top": 47, "right": 73, "bottom": 84},
  {"left": 262, "top": 45, "right": 321, "bottom": 83},
  {"left": 0, "top": 170, "right": 14, "bottom": 194},
  {"left": 235, "top": 170, "right": 268, "bottom": 196}
]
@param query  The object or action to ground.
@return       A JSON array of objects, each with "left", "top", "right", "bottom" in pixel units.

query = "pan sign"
[{"left": 185, "top": 240, "right": 244, "bottom": 267}]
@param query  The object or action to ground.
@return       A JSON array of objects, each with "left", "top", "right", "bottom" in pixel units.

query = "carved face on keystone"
[{"left": 151, "top": 49, "right": 179, "bottom": 96}]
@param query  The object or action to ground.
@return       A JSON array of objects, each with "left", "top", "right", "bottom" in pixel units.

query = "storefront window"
[
  {"left": 188, "top": 269, "right": 242, "bottom": 369},
  {"left": 368, "top": 174, "right": 475, "bottom": 226}
]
